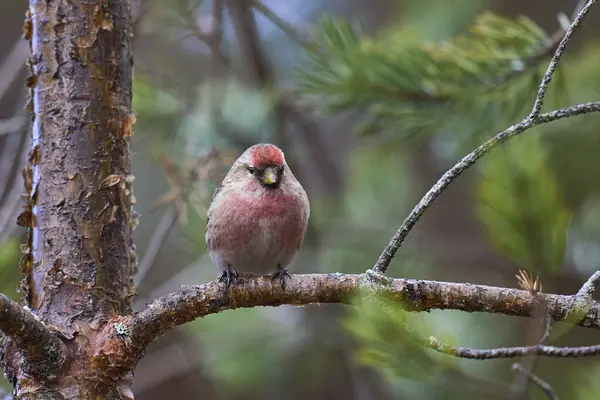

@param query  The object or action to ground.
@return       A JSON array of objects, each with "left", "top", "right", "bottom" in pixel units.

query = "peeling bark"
[{"left": 2, "top": 0, "right": 136, "bottom": 398}]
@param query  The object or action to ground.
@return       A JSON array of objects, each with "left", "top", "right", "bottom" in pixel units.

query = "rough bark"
[
  {"left": 2, "top": 0, "right": 136, "bottom": 398},
  {"left": 82, "top": 272, "right": 600, "bottom": 370},
  {"left": 0, "top": 294, "right": 66, "bottom": 380}
]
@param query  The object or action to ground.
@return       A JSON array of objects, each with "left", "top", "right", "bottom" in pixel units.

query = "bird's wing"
[{"left": 205, "top": 182, "right": 225, "bottom": 233}]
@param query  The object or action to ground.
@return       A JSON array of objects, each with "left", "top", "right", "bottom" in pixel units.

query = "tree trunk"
[{"left": 2, "top": 0, "right": 136, "bottom": 398}]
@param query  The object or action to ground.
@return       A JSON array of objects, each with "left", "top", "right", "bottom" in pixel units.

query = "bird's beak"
[{"left": 263, "top": 167, "right": 278, "bottom": 185}]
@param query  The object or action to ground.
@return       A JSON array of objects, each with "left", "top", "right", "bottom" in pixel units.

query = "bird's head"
[{"left": 233, "top": 143, "right": 287, "bottom": 189}]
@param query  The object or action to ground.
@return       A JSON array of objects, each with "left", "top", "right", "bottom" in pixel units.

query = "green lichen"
[{"left": 113, "top": 323, "right": 130, "bottom": 336}]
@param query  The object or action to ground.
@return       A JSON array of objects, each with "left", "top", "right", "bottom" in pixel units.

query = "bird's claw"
[
  {"left": 271, "top": 265, "right": 291, "bottom": 290},
  {"left": 218, "top": 267, "right": 239, "bottom": 288}
]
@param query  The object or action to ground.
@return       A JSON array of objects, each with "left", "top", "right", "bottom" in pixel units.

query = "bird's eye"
[{"left": 247, "top": 167, "right": 256, "bottom": 175}]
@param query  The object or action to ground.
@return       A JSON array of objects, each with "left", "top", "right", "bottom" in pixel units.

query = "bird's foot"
[
  {"left": 270, "top": 265, "right": 291, "bottom": 290},
  {"left": 218, "top": 267, "right": 239, "bottom": 288}
]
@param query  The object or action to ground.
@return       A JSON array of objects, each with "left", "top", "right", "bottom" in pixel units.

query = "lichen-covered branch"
[
  {"left": 112, "top": 272, "right": 600, "bottom": 358},
  {"left": 373, "top": 0, "right": 598, "bottom": 274},
  {"left": 0, "top": 293, "right": 65, "bottom": 378},
  {"left": 575, "top": 270, "right": 600, "bottom": 299},
  {"left": 427, "top": 336, "right": 600, "bottom": 359}
]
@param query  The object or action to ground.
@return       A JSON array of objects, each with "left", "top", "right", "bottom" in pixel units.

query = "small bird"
[{"left": 205, "top": 143, "right": 310, "bottom": 287}]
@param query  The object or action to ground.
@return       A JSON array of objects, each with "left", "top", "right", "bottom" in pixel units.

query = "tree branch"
[
  {"left": 426, "top": 336, "right": 600, "bottom": 359},
  {"left": 120, "top": 271, "right": 600, "bottom": 354},
  {"left": 134, "top": 205, "right": 179, "bottom": 286},
  {"left": 0, "top": 294, "right": 65, "bottom": 377},
  {"left": 372, "top": 0, "right": 598, "bottom": 274},
  {"left": 251, "top": 0, "right": 313, "bottom": 49},
  {"left": 0, "top": 117, "right": 23, "bottom": 137},
  {"left": 575, "top": 270, "right": 600, "bottom": 299},
  {"left": 511, "top": 364, "right": 558, "bottom": 400},
  {"left": 531, "top": 0, "right": 597, "bottom": 117},
  {"left": 373, "top": 101, "right": 600, "bottom": 274}
]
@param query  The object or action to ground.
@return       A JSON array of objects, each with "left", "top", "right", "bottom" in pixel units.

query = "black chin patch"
[{"left": 261, "top": 180, "right": 281, "bottom": 189}]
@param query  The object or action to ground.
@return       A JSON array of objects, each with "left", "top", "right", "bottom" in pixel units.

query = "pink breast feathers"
[{"left": 215, "top": 190, "right": 306, "bottom": 262}]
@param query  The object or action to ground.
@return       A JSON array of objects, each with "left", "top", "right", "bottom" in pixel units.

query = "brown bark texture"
[{"left": 2, "top": 0, "right": 136, "bottom": 398}]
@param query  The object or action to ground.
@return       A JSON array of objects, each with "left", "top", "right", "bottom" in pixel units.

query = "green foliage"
[
  {"left": 295, "top": 12, "right": 550, "bottom": 140},
  {"left": 573, "top": 362, "right": 600, "bottom": 399},
  {"left": 314, "top": 145, "right": 435, "bottom": 275},
  {"left": 0, "top": 237, "right": 20, "bottom": 394},
  {"left": 568, "top": 195, "right": 600, "bottom": 273},
  {"left": 342, "top": 292, "right": 458, "bottom": 382},
  {"left": 187, "top": 307, "right": 310, "bottom": 396},
  {"left": 147, "top": 0, "right": 205, "bottom": 36},
  {"left": 399, "top": 0, "right": 491, "bottom": 41},
  {"left": 0, "top": 237, "right": 21, "bottom": 299},
  {"left": 177, "top": 79, "right": 276, "bottom": 153},
  {"left": 475, "top": 132, "right": 571, "bottom": 275},
  {"left": 132, "top": 75, "right": 185, "bottom": 156}
]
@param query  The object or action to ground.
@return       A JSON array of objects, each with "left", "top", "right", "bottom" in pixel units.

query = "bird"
[{"left": 205, "top": 143, "right": 310, "bottom": 288}]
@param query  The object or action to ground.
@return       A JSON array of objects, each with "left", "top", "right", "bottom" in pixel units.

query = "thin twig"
[
  {"left": 372, "top": 102, "right": 600, "bottom": 274},
  {"left": 530, "top": 0, "right": 596, "bottom": 117},
  {"left": 372, "top": 2, "right": 597, "bottom": 274},
  {"left": 181, "top": 0, "right": 229, "bottom": 66},
  {"left": 0, "top": 117, "right": 24, "bottom": 137},
  {"left": 0, "top": 40, "right": 28, "bottom": 102},
  {"left": 134, "top": 0, "right": 227, "bottom": 288},
  {"left": 0, "top": 294, "right": 66, "bottom": 378},
  {"left": 134, "top": 205, "right": 180, "bottom": 286},
  {"left": 207, "top": 0, "right": 253, "bottom": 148},
  {"left": 278, "top": 92, "right": 343, "bottom": 193},
  {"left": 251, "top": 0, "right": 313, "bottom": 49},
  {"left": 0, "top": 131, "right": 30, "bottom": 240},
  {"left": 511, "top": 364, "right": 558, "bottom": 400},
  {"left": 511, "top": 296, "right": 553, "bottom": 399},
  {"left": 495, "top": 0, "right": 590, "bottom": 89},
  {"left": 226, "top": 0, "right": 273, "bottom": 85},
  {"left": 225, "top": 0, "right": 288, "bottom": 143},
  {"left": 426, "top": 336, "right": 600, "bottom": 359},
  {"left": 0, "top": 113, "right": 26, "bottom": 205},
  {"left": 208, "top": 0, "right": 225, "bottom": 71},
  {"left": 538, "top": 313, "right": 553, "bottom": 345}
]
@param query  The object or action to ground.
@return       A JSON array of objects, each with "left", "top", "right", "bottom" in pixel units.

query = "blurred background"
[{"left": 2, "top": 0, "right": 600, "bottom": 398}]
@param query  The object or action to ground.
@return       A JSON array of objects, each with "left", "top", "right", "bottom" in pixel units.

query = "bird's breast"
[{"left": 207, "top": 189, "right": 308, "bottom": 270}]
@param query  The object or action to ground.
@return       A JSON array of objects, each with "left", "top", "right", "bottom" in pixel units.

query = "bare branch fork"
[{"left": 372, "top": 0, "right": 598, "bottom": 274}]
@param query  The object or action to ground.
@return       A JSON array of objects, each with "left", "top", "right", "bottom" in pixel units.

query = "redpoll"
[{"left": 205, "top": 143, "right": 310, "bottom": 287}]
